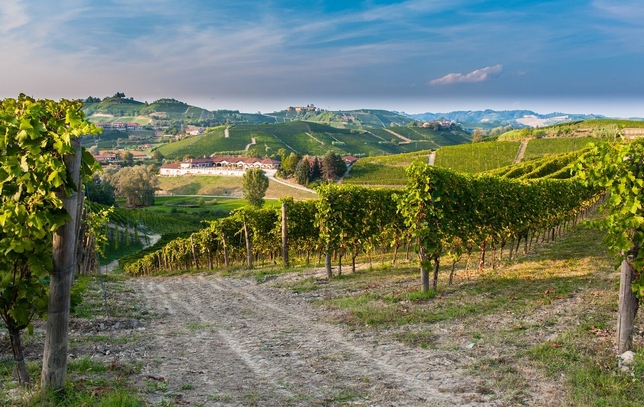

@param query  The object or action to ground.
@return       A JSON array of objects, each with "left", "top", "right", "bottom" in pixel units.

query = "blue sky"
[{"left": 1, "top": 0, "right": 643, "bottom": 116}]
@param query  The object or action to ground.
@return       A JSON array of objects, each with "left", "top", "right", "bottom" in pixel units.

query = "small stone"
[{"left": 620, "top": 351, "right": 635, "bottom": 365}]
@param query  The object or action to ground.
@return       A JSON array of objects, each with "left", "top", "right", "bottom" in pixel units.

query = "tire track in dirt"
[{"left": 130, "top": 275, "right": 500, "bottom": 406}]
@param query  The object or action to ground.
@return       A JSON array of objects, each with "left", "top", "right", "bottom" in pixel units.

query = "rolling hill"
[
  {"left": 341, "top": 132, "right": 610, "bottom": 186},
  {"left": 497, "top": 119, "right": 644, "bottom": 140},
  {"left": 156, "top": 121, "right": 470, "bottom": 159},
  {"left": 83, "top": 96, "right": 277, "bottom": 127},
  {"left": 82, "top": 96, "right": 420, "bottom": 130}
]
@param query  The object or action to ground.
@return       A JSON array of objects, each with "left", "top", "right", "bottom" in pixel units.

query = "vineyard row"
[{"left": 122, "top": 163, "right": 601, "bottom": 291}]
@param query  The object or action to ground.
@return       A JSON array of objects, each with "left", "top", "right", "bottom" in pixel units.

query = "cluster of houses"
[
  {"left": 95, "top": 122, "right": 145, "bottom": 131},
  {"left": 159, "top": 156, "right": 282, "bottom": 177},
  {"left": 286, "top": 104, "right": 320, "bottom": 113},
  {"left": 419, "top": 120, "right": 456, "bottom": 128},
  {"left": 159, "top": 155, "right": 360, "bottom": 177},
  {"left": 93, "top": 151, "right": 150, "bottom": 164}
]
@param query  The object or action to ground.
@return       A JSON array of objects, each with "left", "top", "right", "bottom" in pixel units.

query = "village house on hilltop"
[{"left": 287, "top": 104, "right": 320, "bottom": 113}]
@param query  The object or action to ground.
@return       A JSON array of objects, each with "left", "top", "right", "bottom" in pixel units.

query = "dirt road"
[{"left": 124, "top": 275, "right": 498, "bottom": 406}]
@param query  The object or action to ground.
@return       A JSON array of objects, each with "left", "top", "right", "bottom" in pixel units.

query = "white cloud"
[
  {"left": 429, "top": 64, "right": 503, "bottom": 86},
  {"left": 0, "top": 0, "right": 29, "bottom": 33},
  {"left": 592, "top": 0, "right": 644, "bottom": 23}
]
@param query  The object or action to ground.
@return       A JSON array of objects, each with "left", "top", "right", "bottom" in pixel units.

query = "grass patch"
[
  {"left": 1, "top": 365, "right": 145, "bottom": 407},
  {"left": 68, "top": 357, "right": 108, "bottom": 374},
  {"left": 395, "top": 330, "right": 438, "bottom": 348},
  {"left": 210, "top": 392, "right": 232, "bottom": 402},
  {"left": 528, "top": 331, "right": 644, "bottom": 406},
  {"left": 27, "top": 388, "right": 146, "bottom": 407},
  {"left": 322, "top": 388, "right": 360, "bottom": 403},
  {"left": 406, "top": 290, "right": 437, "bottom": 301}
]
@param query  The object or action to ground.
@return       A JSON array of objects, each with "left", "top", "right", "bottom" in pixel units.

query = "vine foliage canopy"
[{"left": 0, "top": 94, "right": 99, "bottom": 385}]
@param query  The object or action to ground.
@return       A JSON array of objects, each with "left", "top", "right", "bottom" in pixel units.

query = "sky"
[{"left": 1, "top": 0, "right": 643, "bottom": 117}]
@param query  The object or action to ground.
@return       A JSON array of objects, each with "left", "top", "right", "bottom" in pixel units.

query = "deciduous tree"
[
  {"left": 110, "top": 165, "right": 158, "bottom": 207},
  {"left": 242, "top": 168, "right": 269, "bottom": 208}
]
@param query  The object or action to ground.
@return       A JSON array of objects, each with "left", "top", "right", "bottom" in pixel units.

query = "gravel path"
[{"left": 128, "top": 275, "right": 499, "bottom": 406}]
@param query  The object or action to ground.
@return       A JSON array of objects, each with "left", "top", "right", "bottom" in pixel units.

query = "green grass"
[
  {"left": 67, "top": 357, "right": 108, "bottom": 374},
  {"left": 157, "top": 126, "right": 243, "bottom": 158},
  {"left": 157, "top": 174, "right": 316, "bottom": 200},
  {"left": 158, "top": 175, "right": 243, "bottom": 196},
  {"left": 1, "top": 353, "right": 145, "bottom": 406},
  {"left": 149, "top": 196, "right": 280, "bottom": 212},
  {"left": 340, "top": 149, "right": 434, "bottom": 186},
  {"left": 528, "top": 332, "right": 644, "bottom": 406},
  {"left": 101, "top": 238, "right": 144, "bottom": 265},
  {"left": 22, "top": 388, "right": 146, "bottom": 407},
  {"left": 395, "top": 330, "right": 438, "bottom": 348}
]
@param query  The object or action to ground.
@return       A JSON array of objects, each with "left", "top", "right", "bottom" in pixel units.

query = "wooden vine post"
[
  {"left": 282, "top": 201, "right": 289, "bottom": 268},
  {"left": 42, "top": 137, "right": 83, "bottom": 390},
  {"left": 243, "top": 220, "right": 253, "bottom": 269},
  {"left": 617, "top": 248, "right": 640, "bottom": 353}
]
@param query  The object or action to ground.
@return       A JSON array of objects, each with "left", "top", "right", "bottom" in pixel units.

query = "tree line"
[{"left": 277, "top": 150, "right": 347, "bottom": 186}]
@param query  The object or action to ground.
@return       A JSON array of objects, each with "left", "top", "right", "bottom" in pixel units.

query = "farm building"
[{"left": 159, "top": 156, "right": 281, "bottom": 177}]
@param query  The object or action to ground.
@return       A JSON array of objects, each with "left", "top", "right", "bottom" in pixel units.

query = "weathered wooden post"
[
  {"left": 42, "top": 137, "right": 83, "bottom": 390},
  {"left": 617, "top": 249, "right": 640, "bottom": 353},
  {"left": 282, "top": 201, "right": 289, "bottom": 268},
  {"left": 244, "top": 221, "right": 253, "bottom": 269}
]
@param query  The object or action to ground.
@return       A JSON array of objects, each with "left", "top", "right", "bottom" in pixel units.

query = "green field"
[
  {"left": 158, "top": 174, "right": 316, "bottom": 200},
  {"left": 341, "top": 162, "right": 408, "bottom": 186},
  {"left": 116, "top": 116, "right": 151, "bottom": 125},
  {"left": 523, "top": 137, "right": 595, "bottom": 160},
  {"left": 146, "top": 196, "right": 279, "bottom": 213},
  {"left": 367, "top": 126, "right": 470, "bottom": 147},
  {"left": 340, "top": 150, "right": 433, "bottom": 186},
  {"left": 434, "top": 141, "right": 521, "bottom": 173},
  {"left": 156, "top": 126, "right": 245, "bottom": 158}
]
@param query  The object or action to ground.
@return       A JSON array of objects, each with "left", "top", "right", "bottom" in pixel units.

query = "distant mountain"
[
  {"left": 405, "top": 109, "right": 606, "bottom": 129},
  {"left": 83, "top": 95, "right": 627, "bottom": 132}
]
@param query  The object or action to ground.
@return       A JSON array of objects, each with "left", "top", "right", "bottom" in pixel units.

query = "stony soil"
[{"left": 89, "top": 273, "right": 502, "bottom": 406}]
